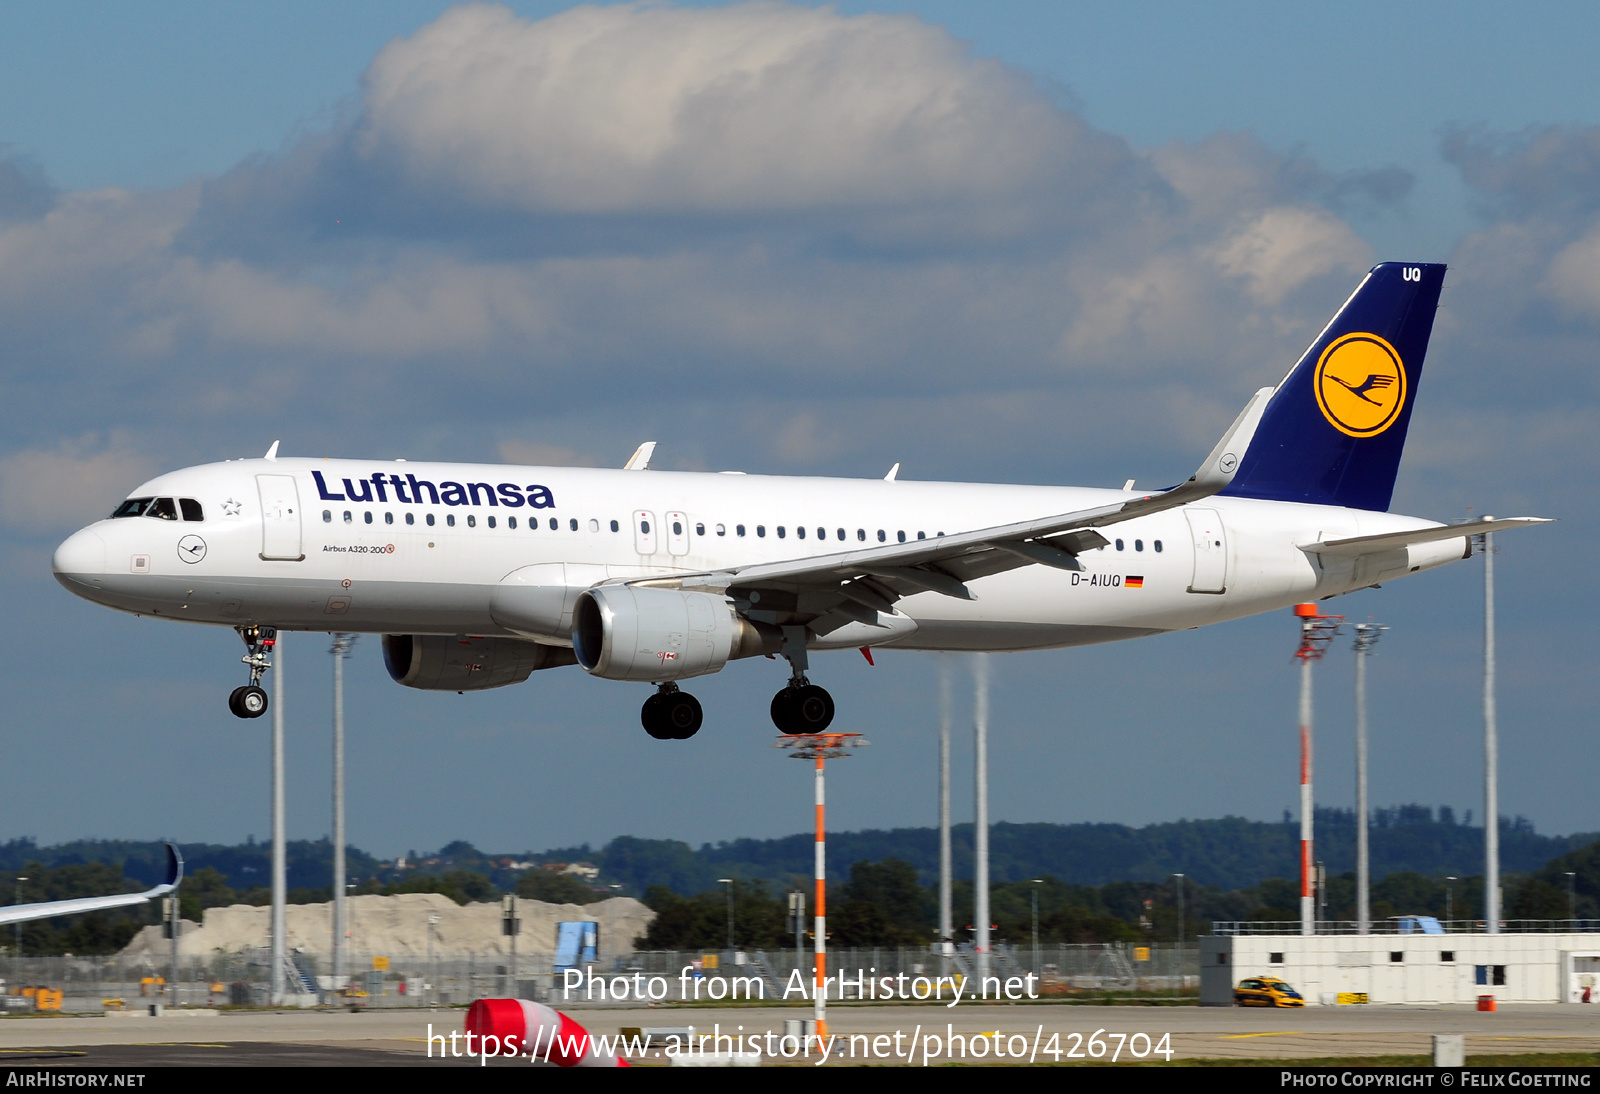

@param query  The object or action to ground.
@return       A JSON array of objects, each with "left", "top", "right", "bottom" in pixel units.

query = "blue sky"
[{"left": 2, "top": 2, "right": 1596, "bottom": 858}]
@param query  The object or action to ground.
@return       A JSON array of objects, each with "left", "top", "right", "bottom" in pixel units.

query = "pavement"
[{"left": 1, "top": 1003, "right": 1597, "bottom": 1066}]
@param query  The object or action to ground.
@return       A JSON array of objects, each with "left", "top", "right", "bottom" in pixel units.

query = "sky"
[{"left": 2, "top": 2, "right": 1597, "bottom": 859}]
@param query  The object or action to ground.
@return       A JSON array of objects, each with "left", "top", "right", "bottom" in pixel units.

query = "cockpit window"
[
  {"left": 146, "top": 497, "right": 178, "bottom": 521},
  {"left": 111, "top": 497, "right": 154, "bottom": 518},
  {"left": 179, "top": 498, "right": 203, "bottom": 522}
]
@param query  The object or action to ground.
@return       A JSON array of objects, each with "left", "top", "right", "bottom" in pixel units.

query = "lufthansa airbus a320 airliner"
[{"left": 54, "top": 263, "right": 1547, "bottom": 739}]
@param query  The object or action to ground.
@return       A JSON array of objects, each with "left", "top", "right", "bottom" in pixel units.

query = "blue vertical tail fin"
[{"left": 1222, "top": 262, "right": 1446, "bottom": 512}]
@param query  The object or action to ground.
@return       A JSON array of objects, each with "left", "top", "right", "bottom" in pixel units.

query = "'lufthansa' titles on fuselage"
[{"left": 311, "top": 470, "right": 556, "bottom": 509}]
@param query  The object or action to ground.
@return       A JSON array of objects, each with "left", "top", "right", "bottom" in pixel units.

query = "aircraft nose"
[{"left": 53, "top": 527, "right": 107, "bottom": 581}]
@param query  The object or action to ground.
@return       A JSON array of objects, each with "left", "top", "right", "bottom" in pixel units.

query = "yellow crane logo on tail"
[{"left": 1314, "top": 332, "right": 1407, "bottom": 437}]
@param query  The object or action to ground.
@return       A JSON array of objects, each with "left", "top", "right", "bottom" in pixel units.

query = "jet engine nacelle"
[
  {"left": 572, "top": 585, "right": 777, "bottom": 682},
  {"left": 382, "top": 634, "right": 576, "bottom": 691}
]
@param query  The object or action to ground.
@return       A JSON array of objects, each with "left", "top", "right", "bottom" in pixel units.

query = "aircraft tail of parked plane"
[
  {"left": 1226, "top": 262, "right": 1446, "bottom": 512},
  {"left": 52, "top": 262, "right": 1550, "bottom": 740}
]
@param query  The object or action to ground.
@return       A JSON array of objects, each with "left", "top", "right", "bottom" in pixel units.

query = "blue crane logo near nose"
[{"left": 178, "top": 535, "right": 207, "bottom": 564}]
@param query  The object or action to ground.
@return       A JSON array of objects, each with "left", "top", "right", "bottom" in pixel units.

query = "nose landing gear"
[
  {"left": 770, "top": 627, "right": 834, "bottom": 734},
  {"left": 642, "top": 683, "right": 702, "bottom": 740},
  {"left": 230, "top": 626, "right": 275, "bottom": 719}
]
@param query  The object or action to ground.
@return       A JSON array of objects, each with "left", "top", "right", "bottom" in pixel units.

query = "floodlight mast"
[
  {"left": 1352, "top": 622, "right": 1387, "bottom": 936},
  {"left": 1481, "top": 525, "right": 1500, "bottom": 935},
  {"left": 330, "top": 633, "right": 356, "bottom": 988},
  {"left": 938, "top": 658, "right": 953, "bottom": 976},
  {"left": 774, "top": 731, "right": 868, "bottom": 1047},
  {"left": 973, "top": 653, "right": 990, "bottom": 984},
  {"left": 270, "top": 633, "right": 287, "bottom": 1005},
  {"left": 1293, "top": 604, "right": 1341, "bottom": 937}
]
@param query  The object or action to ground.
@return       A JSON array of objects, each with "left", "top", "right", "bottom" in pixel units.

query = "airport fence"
[
  {"left": 3, "top": 942, "right": 1197, "bottom": 1011},
  {"left": 1212, "top": 919, "right": 1600, "bottom": 935}
]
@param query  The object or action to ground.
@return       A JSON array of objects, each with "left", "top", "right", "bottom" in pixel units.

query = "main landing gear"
[
  {"left": 642, "top": 684, "right": 702, "bottom": 740},
  {"left": 229, "top": 625, "right": 274, "bottom": 719},
  {"left": 770, "top": 627, "right": 835, "bottom": 735}
]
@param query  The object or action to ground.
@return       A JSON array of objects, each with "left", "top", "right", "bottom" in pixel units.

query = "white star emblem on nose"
[{"left": 222, "top": 498, "right": 242, "bottom": 516}]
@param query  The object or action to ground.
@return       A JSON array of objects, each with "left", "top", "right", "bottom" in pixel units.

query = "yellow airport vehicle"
[{"left": 1233, "top": 976, "right": 1305, "bottom": 1007}]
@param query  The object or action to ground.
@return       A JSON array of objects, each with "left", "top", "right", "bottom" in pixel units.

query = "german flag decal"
[{"left": 1125, "top": 576, "right": 1144, "bottom": 588}]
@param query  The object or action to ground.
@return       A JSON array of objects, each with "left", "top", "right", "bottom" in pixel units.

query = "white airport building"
[{"left": 1201, "top": 933, "right": 1600, "bottom": 1005}]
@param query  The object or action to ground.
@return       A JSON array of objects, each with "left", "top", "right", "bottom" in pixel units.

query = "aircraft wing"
[
  {"left": 1301, "top": 516, "right": 1553, "bottom": 557},
  {"left": 0, "top": 843, "right": 183, "bottom": 927},
  {"left": 632, "top": 388, "right": 1274, "bottom": 634}
]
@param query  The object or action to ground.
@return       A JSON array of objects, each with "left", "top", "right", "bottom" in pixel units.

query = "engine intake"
[
  {"left": 572, "top": 586, "right": 776, "bottom": 682},
  {"left": 382, "top": 634, "right": 575, "bottom": 691}
]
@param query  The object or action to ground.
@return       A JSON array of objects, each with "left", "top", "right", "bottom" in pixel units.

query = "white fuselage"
[{"left": 53, "top": 457, "right": 1467, "bottom": 655}]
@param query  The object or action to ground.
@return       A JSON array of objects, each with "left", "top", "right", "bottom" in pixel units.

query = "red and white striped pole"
[
  {"left": 1299, "top": 633, "right": 1315, "bottom": 937},
  {"left": 1293, "top": 604, "right": 1341, "bottom": 938},
  {"left": 774, "top": 732, "right": 866, "bottom": 1049},
  {"left": 814, "top": 752, "right": 827, "bottom": 1041}
]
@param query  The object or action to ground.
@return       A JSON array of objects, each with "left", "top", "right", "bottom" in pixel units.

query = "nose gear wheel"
[{"left": 230, "top": 626, "right": 276, "bottom": 720}]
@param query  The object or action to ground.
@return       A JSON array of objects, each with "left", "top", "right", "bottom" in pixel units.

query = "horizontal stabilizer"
[{"left": 1302, "top": 516, "right": 1552, "bottom": 556}]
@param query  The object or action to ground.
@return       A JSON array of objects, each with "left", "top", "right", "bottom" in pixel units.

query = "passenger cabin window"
[
  {"left": 549, "top": 518, "right": 557, "bottom": 530},
  {"left": 857, "top": 529, "right": 865, "bottom": 541},
  {"left": 610, "top": 520, "right": 620, "bottom": 532},
  {"left": 467, "top": 515, "right": 477, "bottom": 528},
  {"left": 589, "top": 519, "right": 599, "bottom": 532},
  {"left": 322, "top": 510, "right": 332, "bottom": 523},
  {"left": 508, "top": 516, "right": 517, "bottom": 529},
  {"left": 344, "top": 511, "right": 352, "bottom": 523},
  {"left": 487, "top": 516, "right": 496, "bottom": 528},
  {"left": 385, "top": 512, "right": 394, "bottom": 525},
  {"left": 837, "top": 528, "right": 845, "bottom": 541},
  {"left": 736, "top": 525, "right": 746, "bottom": 537},
  {"left": 777, "top": 526, "right": 787, "bottom": 539},
  {"left": 1134, "top": 539, "right": 1143, "bottom": 551},
  {"left": 756, "top": 525, "right": 765, "bottom": 538},
  {"left": 364, "top": 512, "right": 373, "bottom": 524},
  {"left": 447, "top": 514, "right": 456, "bottom": 527},
  {"left": 797, "top": 526, "right": 806, "bottom": 539},
  {"left": 406, "top": 513, "right": 415, "bottom": 526},
  {"left": 877, "top": 530, "right": 885, "bottom": 542},
  {"left": 111, "top": 497, "right": 154, "bottom": 518},
  {"left": 695, "top": 523, "right": 705, "bottom": 536},
  {"left": 1115, "top": 538, "right": 1124, "bottom": 550},
  {"left": 179, "top": 498, "right": 203, "bottom": 522},
  {"left": 716, "top": 524, "right": 726, "bottom": 537},
  {"left": 897, "top": 531, "right": 906, "bottom": 542},
  {"left": 426, "top": 513, "right": 435, "bottom": 526},
  {"left": 147, "top": 497, "right": 178, "bottom": 521},
  {"left": 1154, "top": 539, "right": 1163, "bottom": 552}
]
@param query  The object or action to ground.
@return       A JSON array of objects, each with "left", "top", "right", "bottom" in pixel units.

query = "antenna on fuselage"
[
  {"left": 884, "top": 463, "right": 900, "bottom": 481},
  {"left": 263, "top": 440, "right": 280, "bottom": 461}
]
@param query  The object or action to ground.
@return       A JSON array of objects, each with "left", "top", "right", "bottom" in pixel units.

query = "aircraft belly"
[
  {"left": 78, "top": 573, "right": 504, "bottom": 635},
  {"left": 894, "top": 620, "right": 1164, "bottom": 652}
]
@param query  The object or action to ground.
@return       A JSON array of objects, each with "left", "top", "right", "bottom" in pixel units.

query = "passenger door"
[
  {"left": 1185, "top": 508, "right": 1229, "bottom": 593},
  {"left": 256, "top": 475, "right": 304, "bottom": 561}
]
